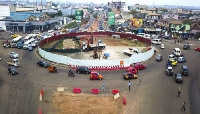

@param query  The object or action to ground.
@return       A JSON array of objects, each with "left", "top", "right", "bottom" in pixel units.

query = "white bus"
[
  {"left": 12, "top": 36, "right": 22, "bottom": 43},
  {"left": 24, "top": 34, "right": 33, "bottom": 41},
  {"left": 151, "top": 39, "right": 162, "bottom": 45}
]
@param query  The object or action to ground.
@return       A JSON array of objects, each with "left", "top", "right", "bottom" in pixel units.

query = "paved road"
[{"left": 0, "top": 39, "right": 200, "bottom": 114}]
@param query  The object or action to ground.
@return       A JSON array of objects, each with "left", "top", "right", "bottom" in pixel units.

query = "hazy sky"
[{"left": 59, "top": 0, "right": 200, "bottom": 6}]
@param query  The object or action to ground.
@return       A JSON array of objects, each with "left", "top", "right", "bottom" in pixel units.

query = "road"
[{"left": 0, "top": 38, "right": 200, "bottom": 114}]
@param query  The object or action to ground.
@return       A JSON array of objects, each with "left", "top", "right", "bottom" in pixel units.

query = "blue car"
[
  {"left": 177, "top": 57, "right": 186, "bottom": 63},
  {"left": 166, "top": 61, "right": 172, "bottom": 68}
]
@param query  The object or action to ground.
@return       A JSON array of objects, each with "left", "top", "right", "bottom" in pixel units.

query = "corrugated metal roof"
[{"left": 6, "top": 12, "right": 43, "bottom": 21}]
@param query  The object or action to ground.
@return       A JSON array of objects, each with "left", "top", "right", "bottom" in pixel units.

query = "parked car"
[
  {"left": 166, "top": 66, "right": 173, "bottom": 75},
  {"left": 175, "top": 73, "right": 183, "bottom": 83},
  {"left": 181, "top": 65, "right": 188, "bottom": 75},
  {"left": 76, "top": 66, "right": 91, "bottom": 74},
  {"left": 9, "top": 52, "right": 19, "bottom": 58},
  {"left": 156, "top": 54, "right": 163, "bottom": 61},
  {"left": 160, "top": 44, "right": 165, "bottom": 49},
  {"left": 194, "top": 47, "right": 200, "bottom": 52},
  {"left": 123, "top": 72, "right": 137, "bottom": 79},
  {"left": 126, "top": 67, "right": 138, "bottom": 74},
  {"left": 8, "top": 66, "right": 18, "bottom": 75},
  {"left": 37, "top": 60, "right": 50, "bottom": 68},
  {"left": 183, "top": 43, "right": 190, "bottom": 50},
  {"left": 134, "top": 63, "right": 146, "bottom": 70},
  {"left": 177, "top": 57, "right": 186, "bottom": 63},
  {"left": 90, "top": 71, "right": 103, "bottom": 80},
  {"left": 28, "top": 46, "right": 33, "bottom": 51}
]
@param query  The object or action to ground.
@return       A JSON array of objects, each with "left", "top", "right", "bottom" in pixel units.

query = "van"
[
  {"left": 23, "top": 38, "right": 36, "bottom": 49},
  {"left": 136, "top": 33, "right": 145, "bottom": 37},
  {"left": 48, "top": 30, "right": 55, "bottom": 37},
  {"left": 173, "top": 48, "right": 181, "bottom": 56},
  {"left": 151, "top": 39, "right": 162, "bottom": 45}
]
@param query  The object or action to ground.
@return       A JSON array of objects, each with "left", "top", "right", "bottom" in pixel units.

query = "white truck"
[
  {"left": 123, "top": 48, "right": 141, "bottom": 56},
  {"left": 82, "top": 40, "right": 106, "bottom": 52},
  {"left": 7, "top": 59, "right": 20, "bottom": 67}
]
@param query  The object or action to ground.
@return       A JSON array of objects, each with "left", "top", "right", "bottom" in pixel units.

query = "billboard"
[
  {"left": 131, "top": 18, "right": 143, "bottom": 28},
  {"left": 75, "top": 10, "right": 82, "bottom": 23},
  {"left": 108, "top": 12, "right": 115, "bottom": 26}
]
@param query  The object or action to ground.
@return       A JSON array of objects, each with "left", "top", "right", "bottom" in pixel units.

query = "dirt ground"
[{"left": 52, "top": 92, "right": 124, "bottom": 114}]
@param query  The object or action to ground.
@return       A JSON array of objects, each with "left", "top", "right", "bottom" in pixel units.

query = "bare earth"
[{"left": 52, "top": 92, "right": 125, "bottom": 114}]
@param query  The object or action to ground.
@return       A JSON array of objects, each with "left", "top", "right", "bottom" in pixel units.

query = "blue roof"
[{"left": 7, "top": 12, "right": 43, "bottom": 21}]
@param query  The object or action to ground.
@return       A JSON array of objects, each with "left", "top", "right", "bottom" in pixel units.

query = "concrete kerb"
[{"left": 34, "top": 48, "right": 70, "bottom": 68}]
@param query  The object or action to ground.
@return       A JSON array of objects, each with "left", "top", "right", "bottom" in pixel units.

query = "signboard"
[
  {"left": 76, "top": 10, "right": 82, "bottom": 23},
  {"left": 108, "top": 12, "right": 115, "bottom": 26}
]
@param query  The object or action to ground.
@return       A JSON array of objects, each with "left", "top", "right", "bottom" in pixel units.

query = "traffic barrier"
[
  {"left": 39, "top": 108, "right": 43, "bottom": 114},
  {"left": 123, "top": 96, "right": 126, "bottom": 105},
  {"left": 73, "top": 87, "right": 81, "bottom": 93},
  {"left": 39, "top": 88, "right": 45, "bottom": 101},
  {"left": 91, "top": 88, "right": 99, "bottom": 94},
  {"left": 112, "top": 89, "right": 120, "bottom": 95}
]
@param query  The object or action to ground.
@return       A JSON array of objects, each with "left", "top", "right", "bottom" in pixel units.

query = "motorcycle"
[{"left": 68, "top": 70, "right": 75, "bottom": 77}]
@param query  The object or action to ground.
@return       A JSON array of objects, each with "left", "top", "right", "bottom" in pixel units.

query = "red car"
[
  {"left": 127, "top": 67, "right": 138, "bottom": 74},
  {"left": 90, "top": 71, "right": 103, "bottom": 80},
  {"left": 194, "top": 47, "right": 200, "bottom": 52},
  {"left": 134, "top": 63, "right": 146, "bottom": 70}
]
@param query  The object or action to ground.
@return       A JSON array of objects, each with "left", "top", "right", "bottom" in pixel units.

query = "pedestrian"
[
  {"left": 177, "top": 88, "right": 181, "bottom": 97},
  {"left": 128, "top": 81, "right": 131, "bottom": 91},
  {"left": 102, "top": 82, "right": 105, "bottom": 91},
  {"left": 181, "top": 102, "right": 186, "bottom": 111}
]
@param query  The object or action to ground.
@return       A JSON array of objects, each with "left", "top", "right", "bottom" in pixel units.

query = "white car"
[
  {"left": 160, "top": 44, "right": 165, "bottom": 49},
  {"left": 9, "top": 52, "right": 19, "bottom": 58}
]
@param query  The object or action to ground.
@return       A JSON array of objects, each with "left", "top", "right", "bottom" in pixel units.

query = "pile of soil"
[{"left": 52, "top": 92, "right": 124, "bottom": 114}]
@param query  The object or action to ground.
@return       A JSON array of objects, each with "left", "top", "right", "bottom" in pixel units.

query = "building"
[
  {"left": 1, "top": 12, "right": 64, "bottom": 32},
  {"left": 0, "top": 5, "right": 10, "bottom": 30}
]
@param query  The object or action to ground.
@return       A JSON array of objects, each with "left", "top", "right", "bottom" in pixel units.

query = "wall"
[{"left": 38, "top": 32, "right": 153, "bottom": 67}]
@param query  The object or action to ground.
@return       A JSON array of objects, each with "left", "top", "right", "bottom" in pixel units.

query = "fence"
[{"left": 38, "top": 32, "right": 153, "bottom": 68}]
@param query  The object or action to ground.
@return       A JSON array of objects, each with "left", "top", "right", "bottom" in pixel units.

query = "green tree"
[
  {"left": 57, "top": 10, "right": 63, "bottom": 16},
  {"left": 182, "top": 19, "right": 191, "bottom": 25}
]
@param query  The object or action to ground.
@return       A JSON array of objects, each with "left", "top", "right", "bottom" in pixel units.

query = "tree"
[
  {"left": 57, "top": 10, "right": 63, "bottom": 16},
  {"left": 182, "top": 19, "right": 191, "bottom": 25}
]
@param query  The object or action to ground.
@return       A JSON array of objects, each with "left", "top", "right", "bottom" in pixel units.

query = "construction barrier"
[
  {"left": 112, "top": 89, "right": 120, "bottom": 95},
  {"left": 91, "top": 88, "right": 99, "bottom": 94},
  {"left": 39, "top": 108, "right": 43, "bottom": 114},
  {"left": 72, "top": 65, "right": 129, "bottom": 70},
  {"left": 73, "top": 87, "right": 81, "bottom": 93},
  {"left": 39, "top": 88, "right": 45, "bottom": 101},
  {"left": 123, "top": 96, "right": 127, "bottom": 105}
]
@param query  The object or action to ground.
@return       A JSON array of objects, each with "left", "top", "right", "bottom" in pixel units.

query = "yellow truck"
[{"left": 7, "top": 59, "right": 20, "bottom": 67}]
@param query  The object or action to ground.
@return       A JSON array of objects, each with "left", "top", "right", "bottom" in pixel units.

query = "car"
[
  {"left": 169, "top": 59, "right": 178, "bottom": 66},
  {"left": 166, "top": 66, "right": 173, "bottom": 75},
  {"left": 194, "top": 47, "right": 200, "bottom": 52},
  {"left": 175, "top": 73, "right": 183, "bottom": 83},
  {"left": 168, "top": 54, "right": 177, "bottom": 61},
  {"left": 166, "top": 61, "right": 173, "bottom": 68},
  {"left": 9, "top": 52, "right": 19, "bottom": 58},
  {"left": 183, "top": 43, "right": 190, "bottom": 50},
  {"left": 28, "top": 46, "right": 33, "bottom": 51},
  {"left": 90, "top": 71, "right": 103, "bottom": 80},
  {"left": 126, "top": 67, "right": 138, "bottom": 74},
  {"left": 8, "top": 66, "right": 18, "bottom": 75},
  {"left": 177, "top": 57, "right": 186, "bottom": 63},
  {"left": 156, "top": 54, "right": 163, "bottom": 61},
  {"left": 160, "top": 44, "right": 165, "bottom": 49},
  {"left": 181, "top": 65, "right": 189, "bottom": 75},
  {"left": 123, "top": 72, "right": 137, "bottom": 79},
  {"left": 76, "top": 66, "right": 91, "bottom": 74},
  {"left": 37, "top": 60, "right": 50, "bottom": 68},
  {"left": 11, "top": 34, "right": 19, "bottom": 38},
  {"left": 134, "top": 63, "right": 146, "bottom": 70}
]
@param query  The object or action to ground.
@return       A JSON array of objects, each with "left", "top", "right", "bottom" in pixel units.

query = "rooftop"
[{"left": 3, "top": 12, "right": 43, "bottom": 21}]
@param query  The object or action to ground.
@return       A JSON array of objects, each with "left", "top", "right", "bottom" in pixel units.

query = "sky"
[{"left": 60, "top": 0, "right": 200, "bottom": 7}]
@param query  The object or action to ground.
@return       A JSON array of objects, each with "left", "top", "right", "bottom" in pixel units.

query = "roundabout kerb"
[{"left": 38, "top": 32, "right": 154, "bottom": 70}]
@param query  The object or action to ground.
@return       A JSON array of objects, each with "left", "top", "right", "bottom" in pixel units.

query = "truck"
[
  {"left": 123, "top": 48, "right": 141, "bottom": 56},
  {"left": 82, "top": 39, "right": 106, "bottom": 52},
  {"left": 7, "top": 59, "right": 20, "bottom": 67}
]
